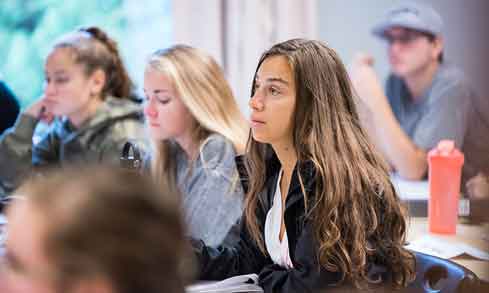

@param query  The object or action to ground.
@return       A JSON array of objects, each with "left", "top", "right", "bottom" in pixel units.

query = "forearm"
[
  {"left": 372, "top": 103, "right": 427, "bottom": 180},
  {"left": 358, "top": 106, "right": 395, "bottom": 168}
]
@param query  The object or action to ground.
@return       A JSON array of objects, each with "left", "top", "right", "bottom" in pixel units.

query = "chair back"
[{"left": 325, "top": 251, "right": 480, "bottom": 292}]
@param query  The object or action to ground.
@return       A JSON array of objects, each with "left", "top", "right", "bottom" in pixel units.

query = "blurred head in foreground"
[{"left": 3, "top": 166, "right": 189, "bottom": 293}]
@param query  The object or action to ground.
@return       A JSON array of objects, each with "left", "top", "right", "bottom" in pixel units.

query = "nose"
[
  {"left": 144, "top": 98, "right": 158, "bottom": 119},
  {"left": 389, "top": 41, "right": 403, "bottom": 56},
  {"left": 249, "top": 91, "right": 264, "bottom": 112},
  {"left": 44, "top": 81, "right": 57, "bottom": 97}
]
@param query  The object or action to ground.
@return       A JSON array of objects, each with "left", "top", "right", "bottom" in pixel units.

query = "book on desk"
[{"left": 186, "top": 273, "right": 263, "bottom": 293}]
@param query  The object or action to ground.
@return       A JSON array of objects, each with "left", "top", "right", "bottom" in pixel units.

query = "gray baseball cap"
[{"left": 372, "top": 2, "right": 444, "bottom": 38}]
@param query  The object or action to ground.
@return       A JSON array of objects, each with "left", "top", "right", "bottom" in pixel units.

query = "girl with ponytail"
[{"left": 0, "top": 26, "right": 146, "bottom": 197}]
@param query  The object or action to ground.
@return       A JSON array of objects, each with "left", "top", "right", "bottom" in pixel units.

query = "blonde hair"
[{"left": 146, "top": 45, "right": 248, "bottom": 191}]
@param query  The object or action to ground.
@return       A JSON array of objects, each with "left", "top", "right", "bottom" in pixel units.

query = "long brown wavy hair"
[{"left": 243, "top": 39, "right": 415, "bottom": 288}]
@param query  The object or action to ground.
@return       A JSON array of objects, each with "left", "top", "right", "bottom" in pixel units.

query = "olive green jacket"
[{"left": 0, "top": 97, "right": 147, "bottom": 197}]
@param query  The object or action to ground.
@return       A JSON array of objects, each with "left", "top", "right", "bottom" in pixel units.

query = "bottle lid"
[{"left": 428, "top": 140, "right": 464, "bottom": 164}]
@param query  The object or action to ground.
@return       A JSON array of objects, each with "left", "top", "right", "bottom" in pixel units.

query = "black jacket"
[
  {"left": 0, "top": 81, "right": 20, "bottom": 135},
  {"left": 192, "top": 153, "right": 344, "bottom": 293}
]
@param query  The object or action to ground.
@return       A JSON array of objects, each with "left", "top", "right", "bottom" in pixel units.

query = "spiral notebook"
[{"left": 186, "top": 273, "right": 263, "bottom": 293}]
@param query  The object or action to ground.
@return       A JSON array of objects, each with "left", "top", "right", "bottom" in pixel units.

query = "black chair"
[
  {"left": 406, "top": 251, "right": 480, "bottom": 292},
  {"left": 327, "top": 251, "right": 481, "bottom": 292}
]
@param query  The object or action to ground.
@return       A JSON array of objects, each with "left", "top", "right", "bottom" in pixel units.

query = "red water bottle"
[{"left": 427, "top": 140, "right": 464, "bottom": 234}]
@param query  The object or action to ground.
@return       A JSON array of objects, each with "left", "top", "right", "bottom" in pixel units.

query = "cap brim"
[{"left": 377, "top": 17, "right": 444, "bottom": 39}]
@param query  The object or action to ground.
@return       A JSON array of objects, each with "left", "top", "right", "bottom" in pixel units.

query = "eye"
[
  {"left": 253, "top": 82, "right": 260, "bottom": 91},
  {"left": 158, "top": 98, "right": 170, "bottom": 105},
  {"left": 269, "top": 86, "right": 280, "bottom": 96},
  {"left": 155, "top": 94, "right": 170, "bottom": 105},
  {"left": 55, "top": 77, "right": 69, "bottom": 83}
]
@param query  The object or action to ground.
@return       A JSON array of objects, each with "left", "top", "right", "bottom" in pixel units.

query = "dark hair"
[
  {"left": 15, "top": 166, "right": 191, "bottom": 293},
  {"left": 424, "top": 32, "right": 444, "bottom": 63},
  {"left": 244, "top": 39, "right": 415, "bottom": 289},
  {"left": 54, "top": 26, "right": 133, "bottom": 99}
]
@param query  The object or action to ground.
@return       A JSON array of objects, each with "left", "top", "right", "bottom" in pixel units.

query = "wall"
[{"left": 318, "top": 0, "right": 489, "bottom": 100}]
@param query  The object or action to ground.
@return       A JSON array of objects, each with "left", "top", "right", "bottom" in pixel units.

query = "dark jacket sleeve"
[
  {"left": 191, "top": 216, "right": 269, "bottom": 281},
  {"left": 0, "top": 81, "right": 20, "bottom": 134}
]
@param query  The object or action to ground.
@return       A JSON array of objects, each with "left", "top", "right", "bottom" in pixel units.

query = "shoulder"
[
  {"left": 102, "top": 97, "right": 144, "bottom": 126},
  {"left": 430, "top": 63, "right": 475, "bottom": 101},
  {"left": 95, "top": 98, "right": 145, "bottom": 139},
  {"left": 199, "top": 133, "right": 237, "bottom": 171}
]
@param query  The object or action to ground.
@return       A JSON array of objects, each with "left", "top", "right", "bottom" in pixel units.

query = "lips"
[
  {"left": 250, "top": 117, "right": 266, "bottom": 128},
  {"left": 147, "top": 121, "right": 160, "bottom": 127},
  {"left": 43, "top": 99, "right": 58, "bottom": 105},
  {"left": 389, "top": 55, "right": 402, "bottom": 65}
]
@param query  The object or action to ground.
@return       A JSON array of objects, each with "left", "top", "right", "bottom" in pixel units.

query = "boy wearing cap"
[{"left": 350, "top": 2, "right": 486, "bottom": 184}]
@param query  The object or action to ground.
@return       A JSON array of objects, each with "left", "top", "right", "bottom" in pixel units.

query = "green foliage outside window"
[{"left": 0, "top": 0, "right": 172, "bottom": 108}]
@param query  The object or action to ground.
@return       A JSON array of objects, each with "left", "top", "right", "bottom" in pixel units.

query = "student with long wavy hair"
[
  {"left": 143, "top": 45, "right": 248, "bottom": 246},
  {"left": 0, "top": 27, "right": 145, "bottom": 198},
  {"left": 192, "top": 39, "right": 415, "bottom": 292}
]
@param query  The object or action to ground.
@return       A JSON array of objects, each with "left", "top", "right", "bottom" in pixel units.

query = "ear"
[
  {"left": 89, "top": 69, "right": 107, "bottom": 97},
  {"left": 432, "top": 37, "right": 444, "bottom": 61}
]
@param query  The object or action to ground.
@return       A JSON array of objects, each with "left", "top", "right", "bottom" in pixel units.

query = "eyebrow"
[
  {"left": 143, "top": 89, "right": 170, "bottom": 94},
  {"left": 255, "top": 76, "right": 290, "bottom": 86},
  {"left": 45, "top": 70, "right": 67, "bottom": 76}
]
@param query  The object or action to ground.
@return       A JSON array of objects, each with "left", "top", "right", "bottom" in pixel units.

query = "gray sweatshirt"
[{"left": 149, "top": 134, "right": 244, "bottom": 247}]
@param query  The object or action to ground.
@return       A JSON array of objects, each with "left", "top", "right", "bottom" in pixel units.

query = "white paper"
[
  {"left": 406, "top": 235, "right": 489, "bottom": 261},
  {"left": 390, "top": 174, "right": 429, "bottom": 201},
  {"left": 186, "top": 274, "right": 263, "bottom": 293}
]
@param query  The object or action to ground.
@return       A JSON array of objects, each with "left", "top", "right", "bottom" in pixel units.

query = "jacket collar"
[
  {"left": 54, "top": 96, "right": 142, "bottom": 141},
  {"left": 264, "top": 151, "right": 315, "bottom": 210}
]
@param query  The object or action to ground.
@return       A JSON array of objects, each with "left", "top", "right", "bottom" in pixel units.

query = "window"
[{"left": 0, "top": 0, "right": 172, "bottom": 108}]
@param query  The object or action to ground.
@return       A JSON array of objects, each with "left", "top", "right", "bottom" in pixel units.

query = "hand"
[
  {"left": 349, "top": 53, "right": 387, "bottom": 112},
  {"left": 466, "top": 172, "right": 489, "bottom": 199},
  {"left": 25, "top": 96, "right": 54, "bottom": 123}
]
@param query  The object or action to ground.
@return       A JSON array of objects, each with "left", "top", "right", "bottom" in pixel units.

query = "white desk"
[{"left": 408, "top": 217, "right": 489, "bottom": 282}]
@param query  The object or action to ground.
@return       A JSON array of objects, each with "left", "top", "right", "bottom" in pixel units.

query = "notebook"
[{"left": 186, "top": 273, "right": 263, "bottom": 293}]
